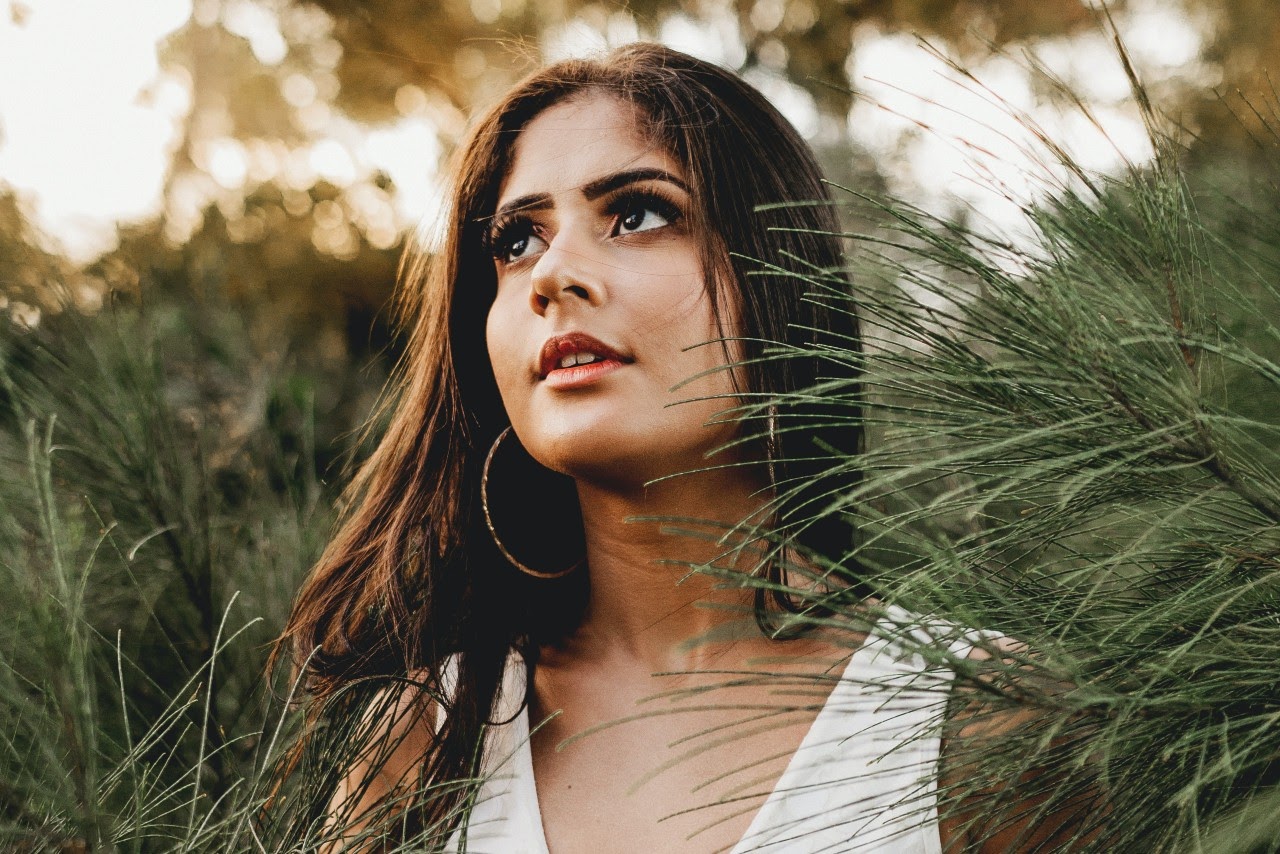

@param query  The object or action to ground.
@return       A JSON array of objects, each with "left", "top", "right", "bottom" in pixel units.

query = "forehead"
[{"left": 497, "top": 93, "right": 683, "bottom": 204}]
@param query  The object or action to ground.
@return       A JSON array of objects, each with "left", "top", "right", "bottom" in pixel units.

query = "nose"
[{"left": 529, "top": 230, "right": 603, "bottom": 315}]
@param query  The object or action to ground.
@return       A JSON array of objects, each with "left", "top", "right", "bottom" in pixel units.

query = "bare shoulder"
[
  {"left": 951, "top": 635, "right": 1039, "bottom": 735},
  {"left": 320, "top": 671, "right": 438, "bottom": 852},
  {"left": 938, "top": 635, "right": 1104, "bottom": 853}
]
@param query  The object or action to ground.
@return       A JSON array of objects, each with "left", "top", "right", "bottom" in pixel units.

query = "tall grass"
[
  {"left": 0, "top": 290, "right": 373, "bottom": 850},
  {"left": 1, "top": 44, "right": 1278, "bottom": 852},
  {"left": 721, "top": 44, "right": 1280, "bottom": 851}
]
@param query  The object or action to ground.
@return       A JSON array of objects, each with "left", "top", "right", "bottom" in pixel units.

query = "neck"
[{"left": 567, "top": 465, "right": 774, "bottom": 672}]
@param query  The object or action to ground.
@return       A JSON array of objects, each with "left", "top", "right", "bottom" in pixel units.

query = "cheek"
[
  {"left": 669, "top": 279, "right": 746, "bottom": 400},
  {"left": 485, "top": 292, "right": 524, "bottom": 399},
  {"left": 484, "top": 303, "right": 500, "bottom": 371},
  {"left": 634, "top": 264, "right": 718, "bottom": 340}
]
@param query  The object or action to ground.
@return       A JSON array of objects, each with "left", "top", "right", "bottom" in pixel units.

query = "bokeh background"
[
  {"left": 2, "top": 0, "right": 1279, "bottom": 848},
  {"left": 2, "top": 0, "right": 1269, "bottom": 478},
  {"left": 3, "top": 0, "right": 1272, "bottom": 351}
]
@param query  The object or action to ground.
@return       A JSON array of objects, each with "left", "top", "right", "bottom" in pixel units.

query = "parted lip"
[{"left": 538, "top": 332, "right": 630, "bottom": 378}]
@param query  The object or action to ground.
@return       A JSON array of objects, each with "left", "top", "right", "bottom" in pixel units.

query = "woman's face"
[{"left": 484, "top": 93, "right": 743, "bottom": 487}]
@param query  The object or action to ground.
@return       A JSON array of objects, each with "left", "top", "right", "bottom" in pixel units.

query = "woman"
[{"left": 279, "top": 43, "right": 1067, "bottom": 853}]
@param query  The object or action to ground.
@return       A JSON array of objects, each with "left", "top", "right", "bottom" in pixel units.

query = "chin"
[
  {"left": 527, "top": 424, "right": 649, "bottom": 481},
  {"left": 527, "top": 422, "right": 738, "bottom": 491}
]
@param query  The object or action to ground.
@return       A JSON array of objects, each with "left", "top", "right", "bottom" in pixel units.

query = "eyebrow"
[{"left": 490, "top": 167, "right": 690, "bottom": 224}]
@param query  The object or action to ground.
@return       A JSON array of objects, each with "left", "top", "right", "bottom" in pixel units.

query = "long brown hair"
[{"left": 277, "top": 41, "right": 865, "bottom": 842}]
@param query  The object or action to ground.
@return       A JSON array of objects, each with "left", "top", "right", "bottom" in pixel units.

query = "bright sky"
[
  {"left": 845, "top": 0, "right": 1209, "bottom": 241},
  {"left": 0, "top": 0, "right": 191, "bottom": 262},
  {"left": 0, "top": 0, "right": 1210, "bottom": 265},
  {"left": 0, "top": 0, "right": 445, "bottom": 263}
]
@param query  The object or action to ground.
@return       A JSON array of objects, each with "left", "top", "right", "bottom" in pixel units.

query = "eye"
[
  {"left": 609, "top": 190, "right": 682, "bottom": 237},
  {"left": 490, "top": 218, "right": 547, "bottom": 265},
  {"left": 617, "top": 205, "right": 667, "bottom": 234}
]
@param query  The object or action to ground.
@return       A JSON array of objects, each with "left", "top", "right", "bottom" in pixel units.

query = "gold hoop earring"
[
  {"left": 481, "top": 426, "right": 584, "bottom": 579},
  {"left": 765, "top": 403, "right": 780, "bottom": 490}
]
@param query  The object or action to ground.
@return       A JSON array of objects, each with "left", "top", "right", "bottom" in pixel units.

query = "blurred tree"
[
  {"left": 107, "top": 0, "right": 1104, "bottom": 355},
  {"left": 0, "top": 192, "right": 72, "bottom": 318},
  {"left": 92, "top": 189, "right": 400, "bottom": 474},
  {"left": 306, "top": 0, "right": 1100, "bottom": 120},
  {"left": 1184, "top": 0, "right": 1280, "bottom": 158},
  {"left": 26, "top": 0, "right": 1252, "bottom": 367},
  {"left": 101, "top": 1, "right": 410, "bottom": 365}
]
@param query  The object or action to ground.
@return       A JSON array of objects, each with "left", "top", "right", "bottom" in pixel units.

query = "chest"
[
  {"left": 452, "top": 645, "right": 950, "bottom": 854},
  {"left": 530, "top": 678, "right": 823, "bottom": 854}
]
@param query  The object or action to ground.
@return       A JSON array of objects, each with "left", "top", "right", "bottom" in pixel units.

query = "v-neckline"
[
  {"left": 516, "top": 624, "right": 886, "bottom": 854},
  {"left": 724, "top": 632, "right": 883, "bottom": 854}
]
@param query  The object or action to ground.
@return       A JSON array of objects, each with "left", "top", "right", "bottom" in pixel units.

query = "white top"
[{"left": 445, "top": 608, "right": 983, "bottom": 854}]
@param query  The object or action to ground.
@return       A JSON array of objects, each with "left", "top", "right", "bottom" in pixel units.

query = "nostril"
[
  {"left": 565, "top": 285, "right": 590, "bottom": 300},
  {"left": 532, "top": 293, "right": 550, "bottom": 311}
]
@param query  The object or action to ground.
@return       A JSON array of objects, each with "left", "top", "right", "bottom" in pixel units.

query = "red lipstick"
[{"left": 538, "top": 332, "right": 629, "bottom": 389}]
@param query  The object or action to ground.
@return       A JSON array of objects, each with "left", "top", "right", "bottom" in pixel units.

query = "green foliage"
[
  {"left": 0, "top": 282, "right": 390, "bottom": 850},
  {"left": 731, "top": 69, "right": 1280, "bottom": 850},
  {"left": 2, "top": 23, "right": 1280, "bottom": 852}
]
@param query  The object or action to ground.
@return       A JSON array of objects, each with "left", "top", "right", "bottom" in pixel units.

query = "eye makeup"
[
  {"left": 486, "top": 212, "right": 538, "bottom": 264},
  {"left": 603, "top": 186, "right": 684, "bottom": 237},
  {"left": 486, "top": 181, "right": 688, "bottom": 265}
]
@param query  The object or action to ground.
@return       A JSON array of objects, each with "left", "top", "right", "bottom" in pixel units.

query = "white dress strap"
[
  {"left": 446, "top": 608, "right": 987, "bottom": 853},
  {"left": 446, "top": 654, "right": 548, "bottom": 854},
  {"left": 727, "top": 607, "right": 965, "bottom": 853}
]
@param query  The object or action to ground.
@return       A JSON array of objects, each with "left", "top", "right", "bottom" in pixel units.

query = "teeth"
[{"left": 558, "top": 352, "right": 602, "bottom": 368}]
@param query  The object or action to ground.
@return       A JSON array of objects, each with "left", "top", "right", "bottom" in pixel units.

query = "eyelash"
[
  {"left": 485, "top": 214, "right": 537, "bottom": 264},
  {"left": 486, "top": 187, "right": 685, "bottom": 264},
  {"left": 606, "top": 187, "right": 684, "bottom": 234}
]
